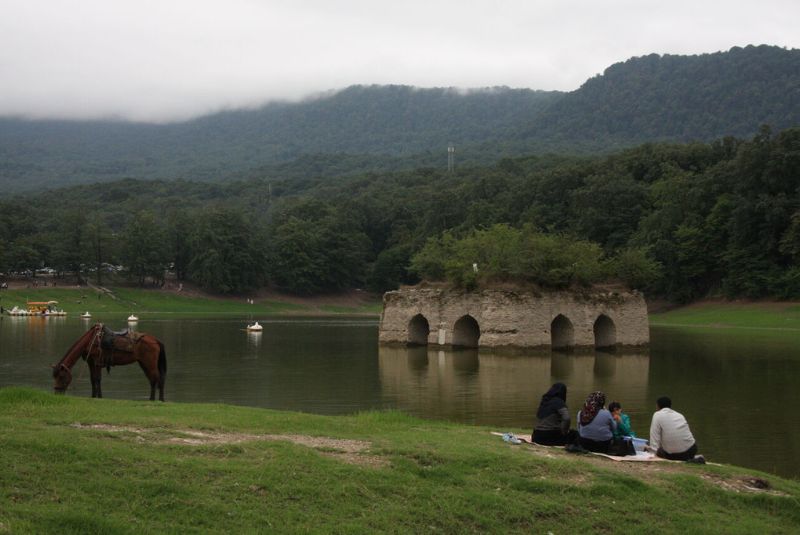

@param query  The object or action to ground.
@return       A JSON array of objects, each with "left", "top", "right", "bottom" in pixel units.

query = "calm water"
[{"left": 1, "top": 314, "right": 799, "bottom": 479}]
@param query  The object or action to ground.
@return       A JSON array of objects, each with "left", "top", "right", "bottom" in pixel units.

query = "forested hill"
[
  {"left": 2, "top": 128, "right": 799, "bottom": 301},
  {"left": 0, "top": 86, "right": 559, "bottom": 193},
  {"left": 526, "top": 45, "right": 800, "bottom": 147},
  {"left": 1, "top": 45, "right": 798, "bottom": 194}
]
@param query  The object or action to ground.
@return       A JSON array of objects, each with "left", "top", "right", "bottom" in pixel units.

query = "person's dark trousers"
[
  {"left": 533, "top": 428, "right": 578, "bottom": 446},
  {"left": 657, "top": 443, "right": 698, "bottom": 461},
  {"left": 579, "top": 436, "right": 612, "bottom": 453}
]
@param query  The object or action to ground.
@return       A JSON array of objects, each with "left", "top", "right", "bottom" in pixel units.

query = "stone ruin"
[{"left": 379, "top": 287, "right": 649, "bottom": 350}]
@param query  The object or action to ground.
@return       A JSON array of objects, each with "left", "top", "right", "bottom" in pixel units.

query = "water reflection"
[
  {"left": 247, "top": 331, "right": 263, "bottom": 347},
  {"left": 3, "top": 316, "right": 800, "bottom": 479},
  {"left": 379, "top": 346, "right": 650, "bottom": 427}
]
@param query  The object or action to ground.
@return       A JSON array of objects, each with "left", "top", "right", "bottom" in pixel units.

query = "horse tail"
[{"left": 158, "top": 341, "right": 167, "bottom": 377}]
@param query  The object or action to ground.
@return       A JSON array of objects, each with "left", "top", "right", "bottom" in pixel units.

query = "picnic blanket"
[{"left": 491, "top": 432, "right": 667, "bottom": 462}]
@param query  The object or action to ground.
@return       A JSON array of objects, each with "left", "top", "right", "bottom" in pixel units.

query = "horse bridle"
[{"left": 54, "top": 363, "right": 72, "bottom": 392}]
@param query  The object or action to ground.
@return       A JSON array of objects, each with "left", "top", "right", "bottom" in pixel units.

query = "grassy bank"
[
  {"left": 1, "top": 388, "right": 798, "bottom": 534},
  {"left": 0, "top": 287, "right": 382, "bottom": 316},
  {"left": 650, "top": 302, "right": 800, "bottom": 330},
  {"left": 5, "top": 287, "right": 800, "bottom": 330}
]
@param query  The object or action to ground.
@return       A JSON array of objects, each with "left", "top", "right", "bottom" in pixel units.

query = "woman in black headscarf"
[{"left": 532, "top": 383, "right": 578, "bottom": 445}]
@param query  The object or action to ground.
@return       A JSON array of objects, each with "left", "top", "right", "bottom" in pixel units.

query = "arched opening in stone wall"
[
  {"left": 550, "top": 314, "right": 574, "bottom": 350},
  {"left": 594, "top": 314, "right": 617, "bottom": 349},
  {"left": 452, "top": 315, "right": 480, "bottom": 348},
  {"left": 407, "top": 314, "right": 430, "bottom": 346}
]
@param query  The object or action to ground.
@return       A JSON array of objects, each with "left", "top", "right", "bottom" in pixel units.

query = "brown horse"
[{"left": 51, "top": 323, "right": 167, "bottom": 401}]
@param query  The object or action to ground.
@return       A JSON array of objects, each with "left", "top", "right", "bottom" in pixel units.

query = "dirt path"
[{"left": 69, "top": 423, "right": 387, "bottom": 467}]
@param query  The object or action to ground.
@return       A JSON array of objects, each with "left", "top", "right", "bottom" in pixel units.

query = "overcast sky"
[{"left": 1, "top": 0, "right": 798, "bottom": 123}]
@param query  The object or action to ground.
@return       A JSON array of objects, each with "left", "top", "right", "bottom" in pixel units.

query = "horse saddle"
[{"left": 101, "top": 326, "right": 144, "bottom": 353}]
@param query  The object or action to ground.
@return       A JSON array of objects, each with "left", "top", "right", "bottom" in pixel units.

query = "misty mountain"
[
  {"left": 525, "top": 45, "right": 800, "bottom": 147},
  {"left": 0, "top": 86, "right": 559, "bottom": 193},
  {"left": 1, "top": 45, "right": 798, "bottom": 194}
]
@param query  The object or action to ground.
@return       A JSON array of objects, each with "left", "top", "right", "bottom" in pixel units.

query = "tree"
[
  {"left": 366, "top": 244, "right": 418, "bottom": 293},
  {"left": 187, "top": 209, "right": 265, "bottom": 293},
  {"left": 50, "top": 210, "right": 88, "bottom": 283},
  {"left": 85, "top": 215, "right": 115, "bottom": 285},
  {"left": 121, "top": 211, "right": 168, "bottom": 286},
  {"left": 608, "top": 247, "right": 663, "bottom": 290},
  {"left": 166, "top": 209, "right": 194, "bottom": 281},
  {"left": 267, "top": 212, "right": 369, "bottom": 295}
]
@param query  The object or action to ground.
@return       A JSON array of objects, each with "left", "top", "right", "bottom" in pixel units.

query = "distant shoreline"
[{"left": 3, "top": 282, "right": 799, "bottom": 330}]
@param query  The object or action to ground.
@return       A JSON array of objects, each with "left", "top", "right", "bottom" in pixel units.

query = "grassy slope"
[
  {"left": 0, "top": 288, "right": 382, "bottom": 316},
  {"left": 6, "top": 288, "right": 798, "bottom": 327},
  {"left": 1, "top": 388, "right": 798, "bottom": 534},
  {"left": 650, "top": 302, "right": 800, "bottom": 330}
]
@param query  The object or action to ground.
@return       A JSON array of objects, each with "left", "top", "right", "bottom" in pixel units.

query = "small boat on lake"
[
  {"left": 80, "top": 311, "right": 92, "bottom": 319},
  {"left": 246, "top": 321, "right": 263, "bottom": 332},
  {"left": 128, "top": 314, "right": 139, "bottom": 322},
  {"left": 28, "top": 300, "right": 63, "bottom": 316}
]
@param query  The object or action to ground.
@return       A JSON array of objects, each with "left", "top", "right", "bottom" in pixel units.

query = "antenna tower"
[{"left": 447, "top": 143, "right": 455, "bottom": 173}]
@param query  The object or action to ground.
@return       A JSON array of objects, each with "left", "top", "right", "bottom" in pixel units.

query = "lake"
[{"left": 1, "top": 314, "right": 798, "bottom": 479}]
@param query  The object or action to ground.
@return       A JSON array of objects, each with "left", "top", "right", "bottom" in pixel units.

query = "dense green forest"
[
  {"left": 527, "top": 45, "right": 800, "bottom": 146},
  {"left": 1, "top": 45, "right": 797, "bottom": 194},
  {"left": 1, "top": 126, "right": 798, "bottom": 302}
]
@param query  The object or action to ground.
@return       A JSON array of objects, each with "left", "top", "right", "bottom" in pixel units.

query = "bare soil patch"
[
  {"left": 69, "top": 423, "right": 387, "bottom": 468},
  {"left": 519, "top": 442, "right": 785, "bottom": 495}
]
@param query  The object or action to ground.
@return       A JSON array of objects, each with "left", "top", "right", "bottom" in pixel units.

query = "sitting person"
[
  {"left": 609, "top": 401, "right": 636, "bottom": 439},
  {"left": 532, "top": 383, "right": 578, "bottom": 445},
  {"left": 649, "top": 396, "right": 701, "bottom": 461},
  {"left": 577, "top": 391, "right": 616, "bottom": 453}
]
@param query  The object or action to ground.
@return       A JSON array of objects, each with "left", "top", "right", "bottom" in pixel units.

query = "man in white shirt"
[{"left": 649, "top": 396, "right": 702, "bottom": 462}]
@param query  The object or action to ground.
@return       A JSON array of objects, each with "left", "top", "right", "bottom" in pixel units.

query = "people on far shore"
[
  {"left": 649, "top": 396, "right": 703, "bottom": 462},
  {"left": 577, "top": 391, "right": 616, "bottom": 453},
  {"left": 609, "top": 401, "right": 636, "bottom": 439},
  {"left": 532, "top": 383, "right": 578, "bottom": 445}
]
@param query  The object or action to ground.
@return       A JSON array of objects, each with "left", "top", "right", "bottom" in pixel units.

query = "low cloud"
[{"left": 1, "top": 0, "right": 797, "bottom": 123}]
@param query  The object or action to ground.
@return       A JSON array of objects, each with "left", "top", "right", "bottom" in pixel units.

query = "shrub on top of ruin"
[{"left": 410, "top": 224, "right": 611, "bottom": 290}]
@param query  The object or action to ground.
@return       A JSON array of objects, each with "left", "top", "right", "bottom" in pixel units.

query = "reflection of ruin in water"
[
  {"left": 405, "top": 345, "right": 428, "bottom": 373},
  {"left": 378, "top": 346, "right": 650, "bottom": 426}
]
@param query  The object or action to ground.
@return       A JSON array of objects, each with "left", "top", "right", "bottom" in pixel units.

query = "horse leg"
[
  {"left": 90, "top": 365, "right": 102, "bottom": 398},
  {"left": 139, "top": 361, "right": 157, "bottom": 401},
  {"left": 158, "top": 373, "right": 165, "bottom": 402}
]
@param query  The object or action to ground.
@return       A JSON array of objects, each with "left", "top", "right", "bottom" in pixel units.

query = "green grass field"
[
  {"left": 0, "top": 287, "right": 379, "bottom": 317},
  {"left": 650, "top": 302, "right": 800, "bottom": 330},
  {"left": 1, "top": 388, "right": 798, "bottom": 534}
]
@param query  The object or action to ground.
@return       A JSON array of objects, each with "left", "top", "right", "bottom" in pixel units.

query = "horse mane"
[{"left": 53, "top": 323, "right": 102, "bottom": 375}]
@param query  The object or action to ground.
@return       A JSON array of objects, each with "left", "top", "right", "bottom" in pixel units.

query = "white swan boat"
[{"left": 246, "top": 321, "right": 263, "bottom": 332}]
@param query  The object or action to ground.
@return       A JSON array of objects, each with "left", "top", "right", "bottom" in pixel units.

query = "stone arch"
[
  {"left": 550, "top": 314, "right": 574, "bottom": 349},
  {"left": 407, "top": 314, "right": 430, "bottom": 346},
  {"left": 594, "top": 314, "right": 617, "bottom": 349},
  {"left": 452, "top": 315, "right": 480, "bottom": 348}
]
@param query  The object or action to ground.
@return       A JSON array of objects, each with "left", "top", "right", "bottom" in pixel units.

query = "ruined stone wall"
[{"left": 379, "top": 288, "right": 649, "bottom": 349}]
